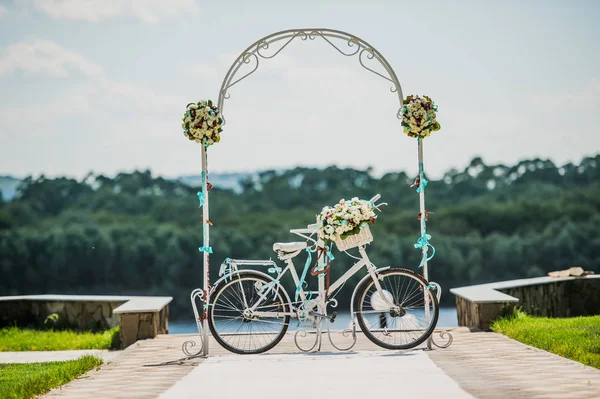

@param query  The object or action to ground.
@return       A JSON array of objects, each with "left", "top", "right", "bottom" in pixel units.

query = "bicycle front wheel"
[
  {"left": 356, "top": 268, "right": 439, "bottom": 350},
  {"left": 208, "top": 271, "right": 290, "bottom": 354}
]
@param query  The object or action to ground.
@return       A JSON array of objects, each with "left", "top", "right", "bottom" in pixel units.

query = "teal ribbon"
[
  {"left": 295, "top": 248, "right": 312, "bottom": 301},
  {"left": 222, "top": 258, "right": 234, "bottom": 281},
  {"left": 197, "top": 191, "right": 205, "bottom": 207},
  {"left": 198, "top": 246, "right": 213, "bottom": 254},
  {"left": 425, "top": 284, "right": 437, "bottom": 291},
  {"left": 416, "top": 178, "right": 428, "bottom": 193},
  {"left": 414, "top": 234, "right": 435, "bottom": 268}
]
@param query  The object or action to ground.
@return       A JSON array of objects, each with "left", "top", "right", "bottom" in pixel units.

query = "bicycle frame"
[{"left": 221, "top": 245, "right": 395, "bottom": 321}]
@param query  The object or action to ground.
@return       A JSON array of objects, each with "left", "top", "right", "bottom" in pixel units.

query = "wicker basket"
[{"left": 334, "top": 225, "right": 373, "bottom": 251}]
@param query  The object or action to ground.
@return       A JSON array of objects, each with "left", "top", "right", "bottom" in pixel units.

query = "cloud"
[
  {"left": 0, "top": 76, "right": 185, "bottom": 142},
  {"left": 26, "top": 0, "right": 200, "bottom": 23},
  {"left": 527, "top": 79, "right": 600, "bottom": 108},
  {"left": 0, "top": 40, "right": 103, "bottom": 78},
  {"left": 0, "top": 4, "right": 7, "bottom": 17}
]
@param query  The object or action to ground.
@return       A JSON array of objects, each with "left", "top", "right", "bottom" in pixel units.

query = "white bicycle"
[{"left": 200, "top": 194, "right": 440, "bottom": 354}]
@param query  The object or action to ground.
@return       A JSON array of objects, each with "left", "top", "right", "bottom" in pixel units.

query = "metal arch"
[{"left": 217, "top": 28, "right": 404, "bottom": 123}]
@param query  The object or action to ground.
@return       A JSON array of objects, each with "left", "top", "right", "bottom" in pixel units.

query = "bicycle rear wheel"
[
  {"left": 356, "top": 268, "right": 439, "bottom": 350},
  {"left": 208, "top": 271, "right": 290, "bottom": 354}
]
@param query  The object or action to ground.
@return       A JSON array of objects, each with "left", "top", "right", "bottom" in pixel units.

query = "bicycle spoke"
[
  {"left": 357, "top": 270, "right": 439, "bottom": 350},
  {"left": 210, "top": 274, "right": 290, "bottom": 354}
]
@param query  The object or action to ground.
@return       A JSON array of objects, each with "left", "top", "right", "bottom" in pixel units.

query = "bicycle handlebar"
[{"left": 370, "top": 194, "right": 381, "bottom": 203}]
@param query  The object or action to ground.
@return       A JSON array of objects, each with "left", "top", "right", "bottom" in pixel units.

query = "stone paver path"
[
  {"left": 39, "top": 328, "right": 600, "bottom": 399},
  {"left": 428, "top": 329, "right": 600, "bottom": 399},
  {"left": 42, "top": 337, "right": 199, "bottom": 399},
  {"left": 0, "top": 349, "right": 121, "bottom": 364}
]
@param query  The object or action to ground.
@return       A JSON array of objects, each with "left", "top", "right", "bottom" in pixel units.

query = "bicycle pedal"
[{"left": 329, "top": 311, "right": 337, "bottom": 323}]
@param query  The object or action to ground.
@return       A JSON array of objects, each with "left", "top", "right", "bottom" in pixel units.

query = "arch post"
[{"left": 200, "top": 144, "right": 210, "bottom": 356}]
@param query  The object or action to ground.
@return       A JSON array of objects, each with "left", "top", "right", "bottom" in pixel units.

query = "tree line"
[{"left": 1, "top": 155, "right": 599, "bottom": 320}]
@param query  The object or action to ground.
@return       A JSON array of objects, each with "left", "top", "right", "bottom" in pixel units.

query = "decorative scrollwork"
[
  {"left": 182, "top": 339, "right": 203, "bottom": 357},
  {"left": 183, "top": 288, "right": 207, "bottom": 357},
  {"left": 431, "top": 330, "right": 453, "bottom": 348},
  {"left": 325, "top": 321, "right": 357, "bottom": 351},
  {"left": 309, "top": 30, "right": 361, "bottom": 57},
  {"left": 358, "top": 48, "right": 397, "bottom": 91},
  {"left": 294, "top": 329, "right": 320, "bottom": 352},
  {"left": 217, "top": 28, "right": 403, "bottom": 120},
  {"left": 256, "top": 30, "right": 308, "bottom": 59},
  {"left": 225, "top": 52, "right": 259, "bottom": 92}
]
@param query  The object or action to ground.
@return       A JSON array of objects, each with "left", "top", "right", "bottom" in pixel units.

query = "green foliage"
[
  {"left": 0, "top": 355, "right": 102, "bottom": 399},
  {"left": 0, "top": 156, "right": 599, "bottom": 319},
  {"left": 43, "top": 313, "right": 59, "bottom": 326},
  {"left": 0, "top": 327, "right": 120, "bottom": 351},
  {"left": 491, "top": 313, "right": 600, "bottom": 369}
]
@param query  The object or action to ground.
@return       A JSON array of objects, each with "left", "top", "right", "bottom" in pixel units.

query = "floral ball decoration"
[
  {"left": 182, "top": 100, "right": 223, "bottom": 146},
  {"left": 316, "top": 197, "right": 377, "bottom": 243},
  {"left": 400, "top": 95, "right": 440, "bottom": 139}
]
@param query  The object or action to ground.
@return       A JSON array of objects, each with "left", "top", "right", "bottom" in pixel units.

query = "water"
[{"left": 168, "top": 307, "right": 458, "bottom": 334}]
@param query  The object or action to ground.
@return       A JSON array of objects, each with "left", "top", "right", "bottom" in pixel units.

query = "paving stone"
[
  {"left": 39, "top": 328, "right": 600, "bottom": 398},
  {"left": 427, "top": 330, "right": 600, "bottom": 399}
]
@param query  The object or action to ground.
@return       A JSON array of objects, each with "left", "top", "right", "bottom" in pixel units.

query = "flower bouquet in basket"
[{"left": 316, "top": 197, "right": 377, "bottom": 251}]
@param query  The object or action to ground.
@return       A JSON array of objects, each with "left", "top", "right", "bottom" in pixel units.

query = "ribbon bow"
[
  {"left": 416, "top": 178, "right": 428, "bottom": 193},
  {"left": 197, "top": 191, "right": 205, "bottom": 207},
  {"left": 198, "top": 246, "right": 213, "bottom": 254},
  {"left": 268, "top": 266, "right": 282, "bottom": 274},
  {"left": 414, "top": 234, "right": 436, "bottom": 268}
]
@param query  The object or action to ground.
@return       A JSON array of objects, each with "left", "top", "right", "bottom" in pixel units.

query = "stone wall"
[
  {"left": 453, "top": 277, "right": 600, "bottom": 330},
  {"left": 455, "top": 297, "right": 511, "bottom": 331},
  {"left": 499, "top": 278, "right": 600, "bottom": 317},
  {"left": 0, "top": 300, "right": 125, "bottom": 331}
]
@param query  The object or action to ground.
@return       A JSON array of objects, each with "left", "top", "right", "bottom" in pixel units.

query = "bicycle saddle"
[{"left": 272, "top": 241, "right": 307, "bottom": 253}]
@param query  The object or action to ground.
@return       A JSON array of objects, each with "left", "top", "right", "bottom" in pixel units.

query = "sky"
[{"left": 0, "top": 0, "right": 599, "bottom": 180}]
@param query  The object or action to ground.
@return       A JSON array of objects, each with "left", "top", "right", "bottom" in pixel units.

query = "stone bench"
[
  {"left": 113, "top": 297, "right": 172, "bottom": 348},
  {"left": 0, "top": 294, "right": 172, "bottom": 348},
  {"left": 450, "top": 275, "right": 600, "bottom": 330}
]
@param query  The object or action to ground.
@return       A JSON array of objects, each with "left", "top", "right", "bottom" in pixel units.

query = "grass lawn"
[
  {"left": 491, "top": 310, "right": 600, "bottom": 369},
  {"left": 0, "top": 355, "right": 102, "bottom": 399},
  {"left": 0, "top": 327, "right": 119, "bottom": 351}
]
